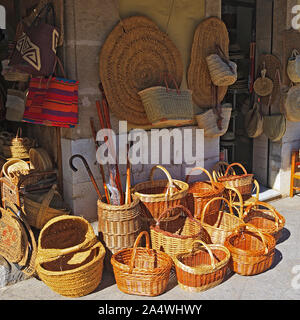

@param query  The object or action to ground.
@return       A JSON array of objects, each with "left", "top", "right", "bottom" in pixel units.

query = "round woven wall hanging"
[
  {"left": 99, "top": 15, "right": 183, "bottom": 125},
  {"left": 187, "top": 17, "right": 229, "bottom": 108}
]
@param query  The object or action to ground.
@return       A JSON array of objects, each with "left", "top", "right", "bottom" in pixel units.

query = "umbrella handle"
[{"left": 69, "top": 154, "right": 102, "bottom": 200}]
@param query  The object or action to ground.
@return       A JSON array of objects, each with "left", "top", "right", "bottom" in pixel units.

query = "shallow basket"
[
  {"left": 200, "top": 197, "right": 244, "bottom": 245},
  {"left": 111, "top": 231, "right": 173, "bottom": 297},
  {"left": 36, "top": 215, "right": 105, "bottom": 297},
  {"left": 217, "top": 163, "right": 254, "bottom": 201},
  {"left": 150, "top": 205, "right": 210, "bottom": 261},
  {"left": 224, "top": 224, "right": 276, "bottom": 276},
  {"left": 97, "top": 195, "right": 142, "bottom": 256},
  {"left": 185, "top": 167, "right": 225, "bottom": 219},
  {"left": 243, "top": 201, "right": 285, "bottom": 242},
  {"left": 174, "top": 240, "right": 230, "bottom": 292},
  {"left": 133, "top": 165, "right": 189, "bottom": 224}
]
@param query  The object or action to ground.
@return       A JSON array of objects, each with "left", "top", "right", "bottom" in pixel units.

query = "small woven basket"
[
  {"left": 217, "top": 163, "right": 254, "bottom": 201},
  {"left": 287, "top": 49, "right": 300, "bottom": 83},
  {"left": 224, "top": 224, "right": 276, "bottom": 276},
  {"left": 185, "top": 167, "right": 225, "bottom": 219},
  {"left": 133, "top": 165, "right": 189, "bottom": 225},
  {"left": 97, "top": 195, "right": 142, "bottom": 256},
  {"left": 200, "top": 197, "right": 244, "bottom": 245},
  {"left": 174, "top": 240, "right": 230, "bottom": 292},
  {"left": 36, "top": 215, "right": 105, "bottom": 297},
  {"left": 111, "top": 231, "right": 173, "bottom": 297},
  {"left": 150, "top": 205, "right": 210, "bottom": 261},
  {"left": 29, "top": 148, "right": 53, "bottom": 171},
  {"left": 253, "top": 68, "right": 274, "bottom": 97},
  {"left": 24, "top": 184, "right": 71, "bottom": 230},
  {"left": 243, "top": 201, "right": 285, "bottom": 242}
]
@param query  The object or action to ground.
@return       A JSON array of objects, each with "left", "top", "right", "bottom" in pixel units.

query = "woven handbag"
[
  {"left": 263, "top": 114, "right": 286, "bottom": 142},
  {"left": 185, "top": 166, "right": 225, "bottom": 219},
  {"left": 224, "top": 224, "right": 276, "bottom": 276},
  {"left": 174, "top": 240, "right": 230, "bottom": 292},
  {"left": 138, "top": 74, "right": 193, "bottom": 126},
  {"left": 111, "top": 231, "right": 173, "bottom": 297},
  {"left": 150, "top": 205, "right": 210, "bottom": 261},
  {"left": 287, "top": 49, "right": 300, "bottom": 83},
  {"left": 254, "top": 67, "right": 274, "bottom": 97},
  {"left": 243, "top": 201, "right": 285, "bottom": 242},
  {"left": 245, "top": 102, "right": 264, "bottom": 138},
  {"left": 281, "top": 84, "right": 300, "bottom": 122},
  {"left": 200, "top": 197, "right": 244, "bottom": 245}
]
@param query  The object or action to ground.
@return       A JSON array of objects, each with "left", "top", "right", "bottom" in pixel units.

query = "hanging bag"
[
  {"left": 287, "top": 49, "right": 300, "bottom": 83},
  {"left": 263, "top": 114, "right": 286, "bottom": 142},
  {"left": 9, "top": 2, "right": 59, "bottom": 77},
  {"left": 253, "top": 65, "right": 274, "bottom": 97},
  {"left": 245, "top": 101, "right": 264, "bottom": 138}
]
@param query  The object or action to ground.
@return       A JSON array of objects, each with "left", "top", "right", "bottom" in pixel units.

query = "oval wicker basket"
[
  {"left": 150, "top": 205, "right": 210, "bottom": 261},
  {"left": 287, "top": 49, "right": 300, "bottom": 83},
  {"left": 111, "top": 231, "right": 173, "bottom": 297},
  {"left": 253, "top": 68, "right": 274, "bottom": 97},
  {"left": 174, "top": 240, "right": 230, "bottom": 292},
  {"left": 36, "top": 215, "right": 105, "bottom": 297},
  {"left": 133, "top": 165, "right": 189, "bottom": 224},
  {"left": 243, "top": 201, "right": 285, "bottom": 242},
  {"left": 224, "top": 224, "right": 276, "bottom": 276},
  {"left": 23, "top": 184, "right": 71, "bottom": 230},
  {"left": 200, "top": 197, "right": 244, "bottom": 245},
  {"left": 185, "top": 167, "right": 225, "bottom": 219},
  {"left": 97, "top": 195, "right": 142, "bottom": 256}
]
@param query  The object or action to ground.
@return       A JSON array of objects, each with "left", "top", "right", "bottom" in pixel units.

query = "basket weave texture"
[
  {"left": 174, "top": 240, "right": 230, "bottom": 292},
  {"left": 111, "top": 231, "right": 173, "bottom": 297}
]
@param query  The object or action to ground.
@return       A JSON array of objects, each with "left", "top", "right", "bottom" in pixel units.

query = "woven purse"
[{"left": 287, "top": 49, "right": 300, "bottom": 83}]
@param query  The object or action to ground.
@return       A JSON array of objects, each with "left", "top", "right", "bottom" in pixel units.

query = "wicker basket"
[
  {"left": 174, "top": 240, "right": 230, "bottom": 292},
  {"left": 29, "top": 148, "right": 53, "bottom": 171},
  {"left": 150, "top": 205, "right": 210, "bottom": 261},
  {"left": 133, "top": 165, "right": 189, "bottom": 225},
  {"left": 111, "top": 231, "right": 173, "bottom": 297},
  {"left": 287, "top": 49, "right": 300, "bottom": 83},
  {"left": 200, "top": 197, "right": 244, "bottom": 245},
  {"left": 97, "top": 195, "right": 142, "bottom": 256},
  {"left": 185, "top": 167, "right": 225, "bottom": 219},
  {"left": 23, "top": 184, "right": 71, "bottom": 230},
  {"left": 36, "top": 215, "right": 105, "bottom": 297},
  {"left": 224, "top": 224, "right": 276, "bottom": 276},
  {"left": 243, "top": 201, "right": 285, "bottom": 242},
  {"left": 253, "top": 68, "right": 274, "bottom": 97},
  {"left": 217, "top": 163, "right": 254, "bottom": 201}
]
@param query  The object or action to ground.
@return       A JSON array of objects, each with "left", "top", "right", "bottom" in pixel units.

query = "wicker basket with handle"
[
  {"left": 111, "top": 231, "right": 173, "bottom": 297},
  {"left": 200, "top": 197, "right": 244, "bottom": 245},
  {"left": 224, "top": 224, "right": 276, "bottom": 276},
  {"left": 243, "top": 201, "right": 285, "bottom": 242},
  {"left": 185, "top": 167, "right": 225, "bottom": 219},
  {"left": 150, "top": 205, "right": 210, "bottom": 261},
  {"left": 174, "top": 240, "right": 230, "bottom": 292}
]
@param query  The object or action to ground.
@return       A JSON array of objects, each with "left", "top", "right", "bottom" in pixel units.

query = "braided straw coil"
[
  {"left": 188, "top": 17, "right": 229, "bottom": 108},
  {"left": 99, "top": 15, "right": 183, "bottom": 125}
]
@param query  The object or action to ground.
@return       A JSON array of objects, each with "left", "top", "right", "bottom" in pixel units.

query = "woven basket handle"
[
  {"left": 129, "top": 231, "right": 151, "bottom": 273},
  {"left": 290, "top": 49, "right": 300, "bottom": 59},
  {"left": 149, "top": 165, "right": 177, "bottom": 198},
  {"left": 244, "top": 201, "right": 281, "bottom": 227},
  {"left": 156, "top": 204, "right": 194, "bottom": 226},
  {"left": 224, "top": 162, "right": 248, "bottom": 177},
  {"left": 233, "top": 223, "right": 269, "bottom": 254},
  {"left": 16, "top": 127, "right": 22, "bottom": 139},
  {"left": 216, "top": 44, "right": 235, "bottom": 74},
  {"left": 191, "top": 240, "right": 216, "bottom": 269},
  {"left": 160, "top": 72, "right": 180, "bottom": 94},
  {"left": 185, "top": 167, "right": 218, "bottom": 190}
]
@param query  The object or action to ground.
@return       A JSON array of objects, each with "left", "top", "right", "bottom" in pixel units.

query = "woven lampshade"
[{"left": 99, "top": 15, "right": 183, "bottom": 125}]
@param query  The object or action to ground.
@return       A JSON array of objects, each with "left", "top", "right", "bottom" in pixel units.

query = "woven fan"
[
  {"left": 188, "top": 17, "right": 229, "bottom": 108},
  {"left": 99, "top": 15, "right": 183, "bottom": 125}
]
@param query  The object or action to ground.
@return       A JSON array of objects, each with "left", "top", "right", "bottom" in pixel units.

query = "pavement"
[{"left": 0, "top": 195, "right": 300, "bottom": 301}]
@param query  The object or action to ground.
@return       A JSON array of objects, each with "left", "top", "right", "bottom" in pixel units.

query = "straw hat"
[
  {"left": 99, "top": 16, "right": 183, "bottom": 125},
  {"left": 187, "top": 17, "right": 229, "bottom": 108}
]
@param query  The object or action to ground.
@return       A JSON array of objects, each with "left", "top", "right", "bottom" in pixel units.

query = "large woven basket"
[
  {"left": 23, "top": 184, "right": 71, "bottom": 230},
  {"left": 200, "top": 197, "right": 244, "bottom": 245},
  {"left": 111, "top": 231, "right": 173, "bottom": 297},
  {"left": 36, "top": 215, "right": 105, "bottom": 297},
  {"left": 150, "top": 205, "right": 210, "bottom": 261},
  {"left": 185, "top": 167, "right": 225, "bottom": 219},
  {"left": 224, "top": 224, "right": 276, "bottom": 276},
  {"left": 133, "top": 165, "right": 189, "bottom": 225},
  {"left": 243, "top": 201, "right": 285, "bottom": 242},
  {"left": 174, "top": 240, "right": 230, "bottom": 292},
  {"left": 97, "top": 195, "right": 142, "bottom": 256},
  {"left": 217, "top": 163, "right": 254, "bottom": 201},
  {"left": 29, "top": 148, "right": 53, "bottom": 171},
  {"left": 287, "top": 49, "right": 300, "bottom": 83}
]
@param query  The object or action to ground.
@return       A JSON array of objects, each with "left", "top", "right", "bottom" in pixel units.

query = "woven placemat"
[
  {"left": 99, "top": 15, "right": 183, "bottom": 125},
  {"left": 256, "top": 54, "right": 282, "bottom": 106},
  {"left": 187, "top": 17, "right": 229, "bottom": 108}
]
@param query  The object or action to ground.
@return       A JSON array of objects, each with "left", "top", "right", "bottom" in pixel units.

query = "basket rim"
[
  {"left": 217, "top": 173, "right": 253, "bottom": 183},
  {"left": 174, "top": 244, "right": 230, "bottom": 275},
  {"left": 97, "top": 195, "right": 140, "bottom": 210},
  {"left": 201, "top": 211, "right": 244, "bottom": 232},
  {"left": 188, "top": 181, "right": 225, "bottom": 198}
]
